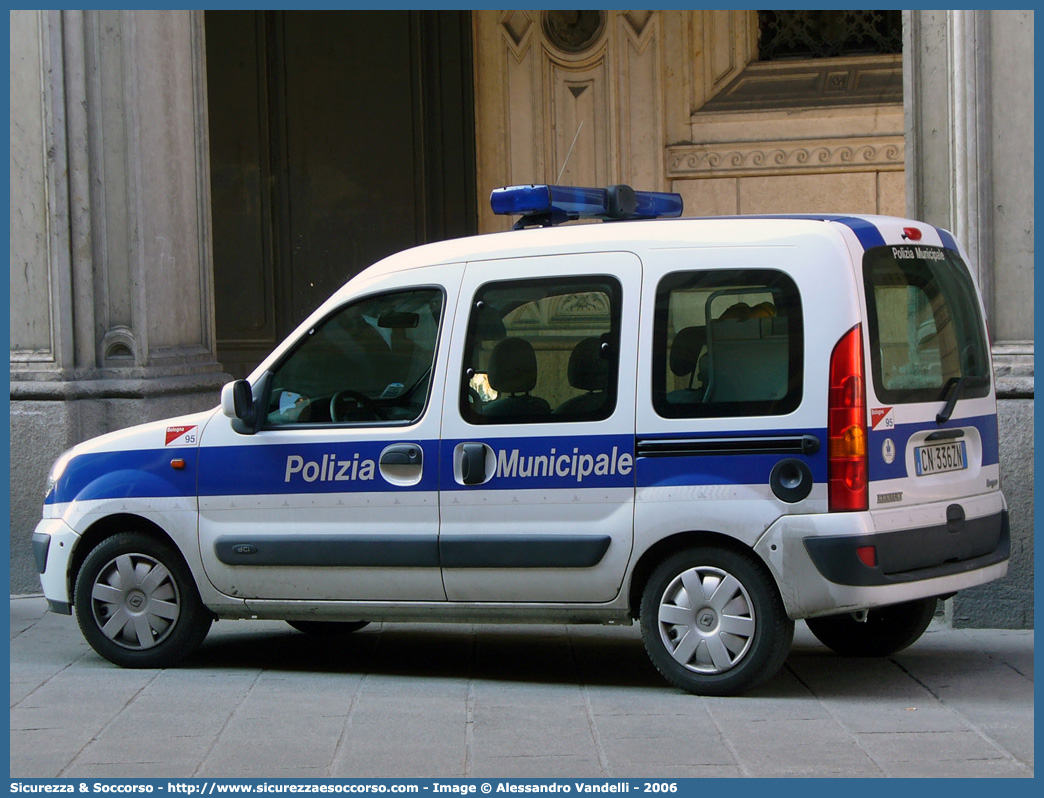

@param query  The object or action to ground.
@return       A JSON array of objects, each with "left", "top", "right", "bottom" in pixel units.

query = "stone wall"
[
  {"left": 473, "top": 11, "right": 905, "bottom": 226},
  {"left": 9, "top": 10, "right": 229, "bottom": 594}
]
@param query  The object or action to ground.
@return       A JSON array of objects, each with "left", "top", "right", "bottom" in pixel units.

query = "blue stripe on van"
[
  {"left": 634, "top": 429, "right": 828, "bottom": 488},
  {"left": 833, "top": 217, "right": 886, "bottom": 250},
  {"left": 197, "top": 440, "right": 439, "bottom": 495},
  {"left": 439, "top": 431, "right": 830, "bottom": 492},
  {"left": 48, "top": 440, "right": 442, "bottom": 503},
  {"left": 439, "top": 434, "right": 635, "bottom": 491},
  {"left": 868, "top": 414, "right": 1000, "bottom": 481},
  {"left": 934, "top": 227, "right": 959, "bottom": 251},
  {"left": 47, "top": 449, "right": 198, "bottom": 504},
  {"left": 69, "top": 416, "right": 996, "bottom": 503}
]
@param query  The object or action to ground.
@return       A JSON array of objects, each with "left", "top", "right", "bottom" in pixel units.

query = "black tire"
[
  {"left": 640, "top": 546, "right": 794, "bottom": 696},
  {"left": 74, "top": 532, "right": 212, "bottom": 668},
  {"left": 805, "top": 597, "right": 937, "bottom": 657},
  {"left": 286, "top": 620, "right": 369, "bottom": 635}
]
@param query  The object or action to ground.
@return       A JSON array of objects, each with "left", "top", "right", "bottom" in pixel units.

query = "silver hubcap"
[
  {"left": 658, "top": 565, "right": 755, "bottom": 674},
  {"left": 90, "top": 553, "right": 180, "bottom": 650}
]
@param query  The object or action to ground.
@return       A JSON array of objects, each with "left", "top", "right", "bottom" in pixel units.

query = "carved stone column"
[
  {"left": 9, "top": 10, "right": 229, "bottom": 593},
  {"left": 905, "top": 11, "right": 994, "bottom": 312}
]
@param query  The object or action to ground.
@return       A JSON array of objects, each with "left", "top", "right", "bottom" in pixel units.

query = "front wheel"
[
  {"left": 74, "top": 532, "right": 212, "bottom": 668},
  {"left": 805, "top": 597, "right": 937, "bottom": 657},
  {"left": 640, "top": 546, "right": 793, "bottom": 696}
]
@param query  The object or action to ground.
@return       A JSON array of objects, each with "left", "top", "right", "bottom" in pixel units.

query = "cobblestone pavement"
[{"left": 9, "top": 596, "right": 1034, "bottom": 778}]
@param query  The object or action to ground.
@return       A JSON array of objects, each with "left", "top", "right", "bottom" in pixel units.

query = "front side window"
[
  {"left": 460, "top": 276, "right": 621, "bottom": 425},
  {"left": 264, "top": 288, "right": 443, "bottom": 426},
  {"left": 653, "top": 269, "right": 804, "bottom": 418},
  {"left": 863, "top": 246, "right": 990, "bottom": 404}
]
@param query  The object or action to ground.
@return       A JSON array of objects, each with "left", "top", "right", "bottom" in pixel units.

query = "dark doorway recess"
[{"left": 206, "top": 11, "right": 477, "bottom": 378}]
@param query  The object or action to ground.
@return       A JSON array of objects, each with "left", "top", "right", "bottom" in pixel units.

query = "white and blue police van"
[{"left": 33, "top": 184, "right": 1008, "bottom": 695}]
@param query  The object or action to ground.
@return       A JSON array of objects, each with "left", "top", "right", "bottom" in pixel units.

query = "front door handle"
[
  {"left": 380, "top": 444, "right": 422, "bottom": 466},
  {"left": 378, "top": 443, "right": 423, "bottom": 486}
]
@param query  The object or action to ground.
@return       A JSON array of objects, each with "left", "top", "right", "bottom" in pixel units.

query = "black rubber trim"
[
  {"left": 214, "top": 534, "right": 612, "bottom": 570},
  {"left": 214, "top": 535, "right": 440, "bottom": 568},
  {"left": 31, "top": 532, "right": 51, "bottom": 574},
  {"left": 637, "top": 434, "right": 819, "bottom": 458},
  {"left": 804, "top": 510, "right": 1009, "bottom": 586},
  {"left": 441, "top": 535, "right": 611, "bottom": 569},
  {"left": 47, "top": 599, "right": 72, "bottom": 615},
  {"left": 925, "top": 429, "right": 965, "bottom": 442}
]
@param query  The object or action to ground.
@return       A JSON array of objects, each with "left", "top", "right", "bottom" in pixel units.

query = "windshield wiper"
[{"left": 936, "top": 375, "right": 990, "bottom": 424}]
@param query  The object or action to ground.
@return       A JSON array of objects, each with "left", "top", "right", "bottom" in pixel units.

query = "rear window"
[{"left": 863, "top": 245, "right": 990, "bottom": 404}]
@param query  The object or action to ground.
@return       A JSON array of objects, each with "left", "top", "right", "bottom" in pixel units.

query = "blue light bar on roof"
[{"left": 490, "top": 184, "right": 683, "bottom": 227}]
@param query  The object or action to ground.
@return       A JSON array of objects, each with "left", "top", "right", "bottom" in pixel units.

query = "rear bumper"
[
  {"left": 803, "top": 510, "right": 1008, "bottom": 586},
  {"left": 754, "top": 492, "right": 1009, "bottom": 619}
]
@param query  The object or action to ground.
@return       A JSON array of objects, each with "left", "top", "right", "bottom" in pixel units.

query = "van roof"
[{"left": 351, "top": 213, "right": 953, "bottom": 287}]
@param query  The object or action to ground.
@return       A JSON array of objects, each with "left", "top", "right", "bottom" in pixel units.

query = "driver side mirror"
[{"left": 221, "top": 379, "right": 258, "bottom": 434}]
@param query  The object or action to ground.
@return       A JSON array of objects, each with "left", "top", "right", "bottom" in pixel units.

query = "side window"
[
  {"left": 460, "top": 276, "right": 621, "bottom": 425},
  {"left": 653, "top": 269, "right": 803, "bottom": 418},
  {"left": 264, "top": 288, "right": 443, "bottom": 426}
]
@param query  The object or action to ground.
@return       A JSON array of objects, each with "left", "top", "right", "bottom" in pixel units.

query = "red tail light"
[
  {"left": 856, "top": 545, "right": 877, "bottom": 568},
  {"left": 828, "top": 325, "right": 868, "bottom": 512}
]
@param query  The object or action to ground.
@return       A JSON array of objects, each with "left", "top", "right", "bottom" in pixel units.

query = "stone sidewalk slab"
[{"left": 8, "top": 596, "right": 1034, "bottom": 778}]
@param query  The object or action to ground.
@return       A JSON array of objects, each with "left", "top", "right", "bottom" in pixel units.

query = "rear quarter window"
[{"left": 653, "top": 269, "right": 804, "bottom": 418}]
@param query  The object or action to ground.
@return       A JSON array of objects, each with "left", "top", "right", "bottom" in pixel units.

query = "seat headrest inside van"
[
  {"left": 669, "top": 326, "right": 707, "bottom": 377},
  {"left": 568, "top": 337, "right": 609, "bottom": 392},
  {"left": 487, "top": 337, "right": 538, "bottom": 394}
]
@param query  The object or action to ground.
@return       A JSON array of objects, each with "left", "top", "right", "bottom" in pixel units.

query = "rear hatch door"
[{"left": 861, "top": 241, "right": 1001, "bottom": 522}]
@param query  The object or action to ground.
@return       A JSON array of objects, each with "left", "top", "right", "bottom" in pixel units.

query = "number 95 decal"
[{"left": 165, "top": 425, "right": 198, "bottom": 447}]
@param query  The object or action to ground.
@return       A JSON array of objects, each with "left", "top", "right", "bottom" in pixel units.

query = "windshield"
[{"left": 862, "top": 245, "right": 990, "bottom": 404}]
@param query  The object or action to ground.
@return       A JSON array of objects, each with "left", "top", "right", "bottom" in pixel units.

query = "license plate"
[{"left": 915, "top": 440, "right": 968, "bottom": 476}]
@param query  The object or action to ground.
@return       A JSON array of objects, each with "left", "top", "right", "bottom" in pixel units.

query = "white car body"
[{"left": 34, "top": 206, "right": 1009, "bottom": 694}]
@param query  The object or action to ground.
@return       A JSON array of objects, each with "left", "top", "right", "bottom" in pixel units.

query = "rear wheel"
[
  {"left": 805, "top": 597, "right": 937, "bottom": 657},
  {"left": 287, "top": 620, "right": 370, "bottom": 635},
  {"left": 74, "top": 532, "right": 212, "bottom": 668},
  {"left": 640, "top": 546, "right": 793, "bottom": 696}
]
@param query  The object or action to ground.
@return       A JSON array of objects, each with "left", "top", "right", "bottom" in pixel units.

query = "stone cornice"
[
  {"left": 667, "top": 136, "right": 904, "bottom": 179},
  {"left": 10, "top": 371, "right": 231, "bottom": 401},
  {"left": 698, "top": 54, "right": 903, "bottom": 114}
]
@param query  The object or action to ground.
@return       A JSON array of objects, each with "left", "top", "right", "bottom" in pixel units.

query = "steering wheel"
[{"left": 330, "top": 389, "right": 385, "bottom": 422}]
